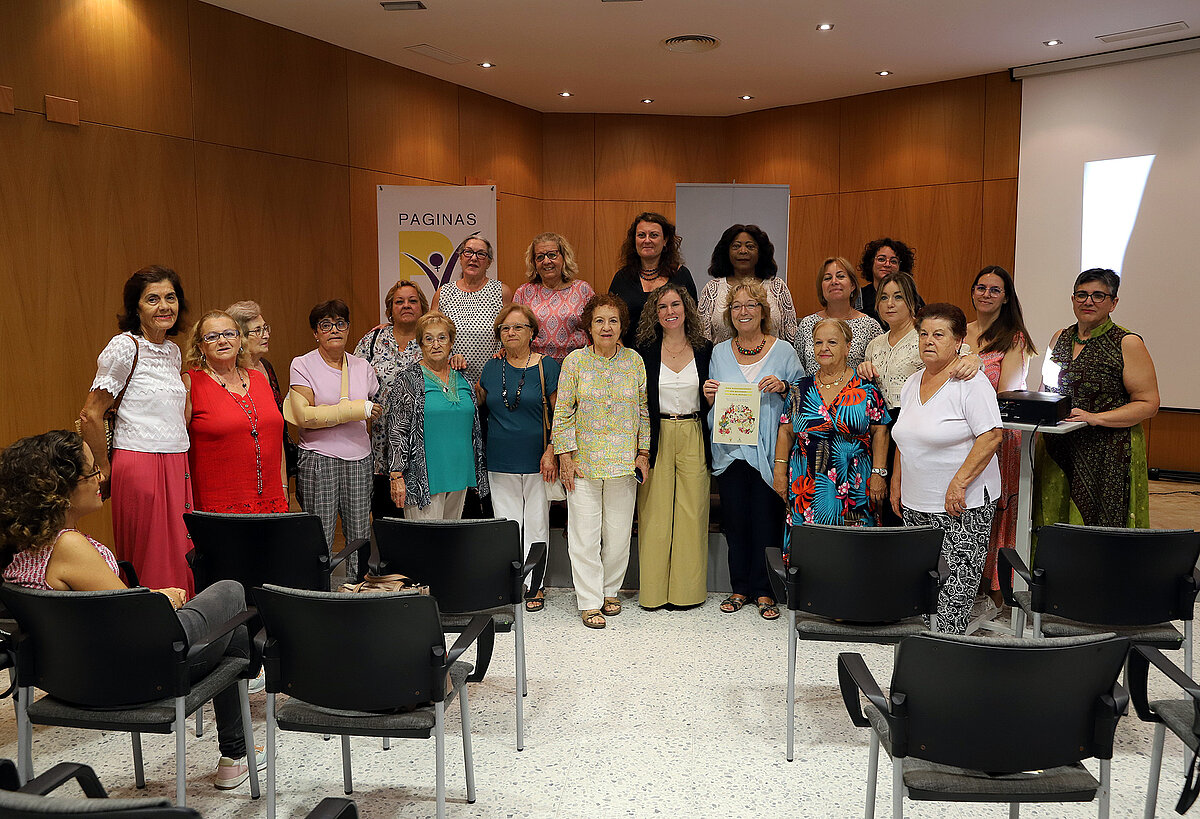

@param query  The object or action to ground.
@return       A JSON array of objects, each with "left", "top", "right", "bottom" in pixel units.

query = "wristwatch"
[{"left": 871, "top": 467, "right": 889, "bottom": 477}]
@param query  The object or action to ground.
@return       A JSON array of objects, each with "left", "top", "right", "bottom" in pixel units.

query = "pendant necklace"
[
  {"left": 423, "top": 364, "right": 459, "bottom": 403},
  {"left": 211, "top": 366, "right": 263, "bottom": 496},
  {"left": 501, "top": 351, "right": 531, "bottom": 411},
  {"left": 817, "top": 367, "right": 849, "bottom": 388}
]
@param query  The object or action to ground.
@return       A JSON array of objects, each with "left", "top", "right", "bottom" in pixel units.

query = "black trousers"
[
  {"left": 178, "top": 579, "right": 250, "bottom": 759},
  {"left": 716, "top": 458, "right": 784, "bottom": 600}
]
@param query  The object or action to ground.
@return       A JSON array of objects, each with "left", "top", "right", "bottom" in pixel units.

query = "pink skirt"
[{"left": 110, "top": 449, "right": 195, "bottom": 596}]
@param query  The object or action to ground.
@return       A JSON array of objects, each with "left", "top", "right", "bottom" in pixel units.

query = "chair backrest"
[
  {"left": 0, "top": 790, "right": 196, "bottom": 817},
  {"left": 373, "top": 518, "right": 522, "bottom": 612},
  {"left": 184, "top": 512, "right": 334, "bottom": 597},
  {"left": 1034, "top": 524, "right": 1200, "bottom": 624},
  {"left": 889, "top": 632, "right": 1129, "bottom": 772},
  {"left": 254, "top": 585, "right": 448, "bottom": 712},
  {"left": 0, "top": 585, "right": 186, "bottom": 706},
  {"left": 785, "top": 524, "right": 944, "bottom": 622}
]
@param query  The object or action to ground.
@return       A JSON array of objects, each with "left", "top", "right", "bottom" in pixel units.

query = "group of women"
[{"left": 0, "top": 226, "right": 1162, "bottom": 665}]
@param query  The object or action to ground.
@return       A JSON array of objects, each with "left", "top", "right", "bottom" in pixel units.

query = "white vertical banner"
[{"left": 376, "top": 185, "right": 498, "bottom": 323}]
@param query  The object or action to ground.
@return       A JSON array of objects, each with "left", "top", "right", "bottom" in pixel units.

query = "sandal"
[
  {"left": 525, "top": 589, "right": 545, "bottom": 613},
  {"left": 602, "top": 597, "right": 622, "bottom": 616},
  {"left": 581, "top": 609, "right": 606, "bottom": 629},
  {"left": 756, "top": 598, "right": 780, "bottom": 620},
  {"left": 720, "top": 594, "right": 748, "bottom": 613}
]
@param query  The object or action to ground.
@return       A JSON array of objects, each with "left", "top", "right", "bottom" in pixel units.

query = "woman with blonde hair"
[
  {"left": 794, "top": 256, "right": 882, "bottom": 376},
  {"left": 183, "top": 310, "right": 287, "bottom": 514},
  {"left": 514, "top": 232, "right": 596, "bottom": 362}
]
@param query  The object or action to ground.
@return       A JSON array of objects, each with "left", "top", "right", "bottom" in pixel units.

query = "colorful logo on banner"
[{"left": 397, "top": 230, "right": 481, "bottom": 292}]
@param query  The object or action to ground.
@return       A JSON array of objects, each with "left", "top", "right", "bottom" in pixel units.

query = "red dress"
[
  {"left": 187, "top": 369, "right": 288, "bottom": 513},
  {"left": 979, "top": 334, "right": 1027, "bottom": 592}
]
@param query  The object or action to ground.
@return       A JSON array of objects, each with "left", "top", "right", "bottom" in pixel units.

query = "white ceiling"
[{"left": 201, "top": 0, "right": 1198, "bottom": 116}]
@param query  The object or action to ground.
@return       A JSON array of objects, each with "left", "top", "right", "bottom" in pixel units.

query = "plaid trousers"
[{"left": 297, "top": 449, "right": 372, "bottom": 578}]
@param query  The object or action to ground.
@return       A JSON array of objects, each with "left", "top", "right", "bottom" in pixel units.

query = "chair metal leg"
[
  {"left": 239, "top": 679, "right": 259, "bottom": 799},
  {"left": 1013, "top": 608, "right": 1026, "bottom": 637},
  {"left": 435, "top": 701, "right": 446, "bottom": 819},
  {"left": 1032, "top": 612, "right": 1042, "bottom": 638},
  {"left": 459, "top": 682, "right": 475, "bottom": 804},
  {"left": 516, "top": 607, "right": 527, "bottom": 697},
  {"left": 1145, "top": 723, "right": 1164, "bottom": 819},
  {"left": 382, "top": 738, "right": 390, "bottom": 750},
  {"left": 267, "top": 693, "right": 278, "bottom": 819},
  {"left": 16, "top": 687, "right": 32, "bottom": 784},
  {"left": 175, "top": 697, "right": 187, "bottom": 806},
  {"left": 787, "top": 611, "right": 796, "bottom": 762},
  {"left": 195, "top": 704, "right": 203, "bottom": 738},
  {"left": 340, "top": 735, "right": 352, "bottom": 794},
  {"left": 131, "top": 731, "right": 145, "bottom": 788},
  {"left": 515, "top": 607, "right": 526, "bottom": 752},
  {"left": 891, "top": 757, "right": 903, "bottom": 819},
  {"left": 1186, "top": 620, "right": 1193, "bottom": 679},
  {"left": 1099, "top": 758, "right": 1111, "bottom": 819},
  {"left": 1009, "top": 803, "right": 1019, "bottom": 818},
  {"left": 865, "top": 730, "right": 879, "bottom": 819}
]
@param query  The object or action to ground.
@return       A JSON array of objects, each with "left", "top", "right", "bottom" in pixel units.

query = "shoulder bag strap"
[
  {"left": 110, "top": 333, "right": 141, "bottom": 414},
  {"left": 366, "top": 327, "right": 383, "bottom": 363},
  {"left": 340, "top": 353, "right": 351, "bottom": 400},
  {"left": 538, "top": 358, "right": 549, "bottom": 450}
]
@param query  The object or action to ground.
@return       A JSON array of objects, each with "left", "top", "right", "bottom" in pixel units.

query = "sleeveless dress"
[
  {"left": 4, "top": 529, "right": 120, "bottom": 589},
  {"left": 436, "top": 279, "right": 504, "bottom": 384},
  {"left": 1034, "top": 321, "right": 1150, "bottom": 530},
  {"left": 979, "top": 333, "right": 1027, "bottom": 591}
]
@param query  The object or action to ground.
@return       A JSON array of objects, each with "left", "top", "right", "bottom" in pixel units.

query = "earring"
[
  {"left": 239, "top": 347, "right": 245, "bottom": 354},
  {"left": 200, "top": 352, "right": 206, "bottom": 365}
]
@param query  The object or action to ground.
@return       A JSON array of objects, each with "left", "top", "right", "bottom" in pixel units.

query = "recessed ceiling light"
[
  {"left": 478, "top": 62, "right": 495, "bottom": 68},
  {"left": 739, "top": 94, "right": 754, "bottom": 100},
  {"left": 816, "top": 23, "right": 834, "bottom": 31},
  {"left": 1043, "top": 39, "right": 1063, "bottom": 46},
  {"left": 876, "top": 70, "right": 892, "bottom": 76},
  {"left": 641, "top": 98, "right": 654, "bottom": 104},
  {"left": 559, "top": 91, "right": 573, "bottom": 97}
]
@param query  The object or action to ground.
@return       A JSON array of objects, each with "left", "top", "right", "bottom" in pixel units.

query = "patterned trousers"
[
  {"left": 901, "top": 495, "right": 997, "bottom": 634},
  {"left": 297, "top": 450, "right": 372, "bottom": 579}
]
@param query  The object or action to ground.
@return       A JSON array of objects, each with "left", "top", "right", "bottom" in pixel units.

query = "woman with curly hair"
[
  {"left": 633, "top": 283, "right": 713, "bottom": 609},
  {"left": 608, "top": 212, "right": 698, "bottom": 349},
  {"left": 514, "top": 232, "right": 596, "bottom": 362},
  {"left": 857, "top": 237, "right": 922, "bottom": 323},
  {"left": 0, "top": 431, "right": 263, "bottom": 791},
  {"left": 698, "top": 224, "right": 798, "bottom": 345}
]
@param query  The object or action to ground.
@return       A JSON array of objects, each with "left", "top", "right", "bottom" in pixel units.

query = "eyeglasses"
[
  {"left": 201, "top": 330, "right": 240, "bottom": 343},
  {"left": 973, "top": 285, "right": 1003, "bottom": 297},
  {"left": 534, "top": 251, "right": 560, "bottom": 263},
  {"left": 730, "top": 302, "right": 761, "bottom": 311},
  {"left": 247, "top": 324, "right": 271, "bottom": 337},
  {"left": 1072, "top": 290, "right": 1113, "bottom": 304},
  {"left": 874, "top": 255, "right": 900, "bottom": 267},
  {"left": 460, "top": 248, "right": 491, "bottom": 260},
  {"left": 499, "top": 324, "right": 531, "bottom": 333},
  {"left": 317, "top": 319, "right": 349, "bottom": 333},
  {"left": 80, "top": 467, "right": 103, "bottom": 481}
]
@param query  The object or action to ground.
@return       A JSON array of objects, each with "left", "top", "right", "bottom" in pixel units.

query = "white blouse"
[
  {"left": 658, "top": 359, "right": 700, "bottom": 415},
  {"left": 90, "top": 333, "right": 189, "bottom": 453},
  {"left": 863, "top": 328, "right": 922, "bottom": 410}
]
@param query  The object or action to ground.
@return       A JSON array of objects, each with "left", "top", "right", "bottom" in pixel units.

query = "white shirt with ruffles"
[{"left": 90, "top": 333, "right": 189, "bottom": 453}]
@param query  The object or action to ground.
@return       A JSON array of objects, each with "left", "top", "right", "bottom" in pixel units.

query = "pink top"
[
  {"left": 514, "top": 279, "right": 596, "bottom": 361},
  {"left": 979, "top": 332, "right": 1029, "bottom": 393},
  {"left": 288, "top": 350, "right": 379, "bottom": 461},
  {"left": 3, "top": 529, "right": 120, "bottom": 589}
]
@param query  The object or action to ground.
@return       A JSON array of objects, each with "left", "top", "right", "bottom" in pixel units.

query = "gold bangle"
[{"left": 774, "top": 459, "right": 787, "bottom": 464}]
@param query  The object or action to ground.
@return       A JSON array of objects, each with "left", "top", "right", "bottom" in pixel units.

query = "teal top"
[{"left": 422, "top": 367, "right": 478, "bottom": 495}]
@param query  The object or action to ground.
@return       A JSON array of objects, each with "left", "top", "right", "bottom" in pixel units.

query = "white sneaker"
[
  {"left": 964, "top": 597, "right": 1001, "bottom": 635},
  {"left": 247, "top": 669, "right": 266, "bottom": 694},
  {"left": 215, "top": 746, "right": 267, "bottom": 790}
]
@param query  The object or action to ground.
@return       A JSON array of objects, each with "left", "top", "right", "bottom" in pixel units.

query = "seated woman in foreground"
[{"left": 0, "top": 430, "right": 260, "bottom": 792}]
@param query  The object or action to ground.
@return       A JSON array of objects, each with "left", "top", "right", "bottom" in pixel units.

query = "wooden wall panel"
[
  {"left": 593, "top": 115, "right": 728, "bottom": 201},
  {"left": 542, "top": 201, "right": 597, "bottom": 288},
  {"left": 982, "top": 178, "right": 1018, "bottom": 273},
  {"left": 543, "top": 114, "right": 595, "bottom": 200},
  {"left": 0, "top": 0, "right": 192, "bottom": 136},
  {"left": 728, "top": 101, "right": 840, "bottom": 196},
  {"left": 496, "top": 195, "right": 544, "bottom": 291},
  {"left": 1146, "top": 412, "right": 1200, "bottom": 473},
  {"left": 984, "top": 71, "right": 1022, "bottom": 180},
  {"left": 190, "top": 0, "right": 348, "bottom": 165},
  {"left": 592, "top": 201, "right": 677, "bottom": 289},
  {"left": 347, "top": 54, "right": 460, "bottom": 183},
  {"left": 787, "top": 194, "right": 842, "bottom": 318},
  {"left": 194, "top": 143, "right": 351, "bottom": 380},
  {"left": 839, "top": 76, "right": 985, "bottom": 192},
  {"left": 839, "top": 183, "right": 983, "bottom": 306},
  {"left": 458, "top": 89, "right": 543, "bottom": 199}
]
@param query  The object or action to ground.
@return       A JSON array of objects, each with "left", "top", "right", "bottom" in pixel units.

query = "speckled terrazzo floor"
[{"left": 2, "top": 583, "right": 1198, "bottom": 819}]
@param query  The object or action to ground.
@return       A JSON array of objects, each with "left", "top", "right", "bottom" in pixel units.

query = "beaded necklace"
[
  {"left": 501, "top": 351, "right": 532, "bottom": 411},
  {"left": 209, "top": 366, "right": 263, "bottom": 496},
  {"left": 735, "top": 335, "right": 767, "bottom": 356}
]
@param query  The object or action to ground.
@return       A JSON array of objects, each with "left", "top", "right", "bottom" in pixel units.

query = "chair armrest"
[
  {"left": 997, "top": 548, "right": 1031, "bottom": 608},
  {"left": 331, "top": 538, "right": 372, "bottom": 576},
  {"left": 765, "top": 548, "right": 787, "bottom": 608},
  {"left": 446, "top": 613, "right": 494, "bottom": 667},
  {"left": 837, "top": 652, "right": 888, "bottom": 729},
  {"left": 19, "top": 761, "right": 108, "bottom": 798},
  {"left": 1129, "top": 644, "right": 1200, "bottom": 723},
  {"left": 185, "top": 608, "right": 258, "bottom": 661},
  {"left": 117, "top": 560, "right": 140, "bottom": 588},
  {"left": 304, "top": 797, "right": 358, "bottom": 819},
  {"left": 1180, "top": 567, "right": 1200, "bottom": 618},
  {"left": 521, "top": 542, "right": 548, "bottom": 594}
]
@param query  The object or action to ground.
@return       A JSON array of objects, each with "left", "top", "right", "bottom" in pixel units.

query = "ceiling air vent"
[
  {"left": 661, "top": 35, "right": 720, "bottom": 54},
  {"left": 405, "top": 43, "right": 469, "bottom": 65},
  {"left": 1097, "top": 21, "right": 1188, "bottom": 43}
]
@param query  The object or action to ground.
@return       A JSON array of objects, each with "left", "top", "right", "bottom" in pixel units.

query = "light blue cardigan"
[{"left": 707, "top": 339, "right": 803, "bottom": 486}]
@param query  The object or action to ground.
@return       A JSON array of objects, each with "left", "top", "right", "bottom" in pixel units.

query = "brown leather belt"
[{"left": 661, "top": 412, "right": 700, "bottom": 421}]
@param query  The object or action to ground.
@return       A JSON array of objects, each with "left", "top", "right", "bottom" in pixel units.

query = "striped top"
[{"left": 3, "top": 529, "right": 121, "bottom": 589}]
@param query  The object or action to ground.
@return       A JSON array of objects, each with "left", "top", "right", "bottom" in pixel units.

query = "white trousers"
[
  {"left": 566, "top": 474, "right": 636, "bottom": 611},
  {"left": 487, "top": 471, "right": 550, "bottom": 571},
  {"left": 406, "top": 489, "right": 467, "bottom": 521}
]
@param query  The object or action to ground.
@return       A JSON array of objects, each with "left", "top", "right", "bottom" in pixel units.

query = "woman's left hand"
[
  {"left": 449, "top": 353, "right": 467, "bottom": 371},
  {"left": 634, "top": 453, "right": 650, "bottom": 483},
  {"left": 1065, "top": 408, "right": 1100, "bottom": 426},
  {"left": 868, "top": 473, "right": 887, "bottom": 505},
  {"left": 949, "top": 354, "right": 982, "bottom": 380},
  {"left": 758, "top": 375, "right": 787, "bottom": 394},
  {"left": 944, "top": 478, "right": 968, "bottom": 517}
]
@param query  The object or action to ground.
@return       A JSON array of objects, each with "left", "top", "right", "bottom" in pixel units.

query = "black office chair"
[
  {"left": 0, "top": 757, "right": 358, "bottom": 819},
  {"left": 840, "top": 632, "right": 1129, "bottom": 818},
  {"left": 185, "top": 511, "right": 370, "bottom": 598},
  {"left": 373, "top": 517, "right": 545, "bottom": 751},
  {"left": 0, "top": 585, "right": 258, "bottom": 806},
  {"left": 1000, "top": 524, "right": 1200, "bottom": 675},
  {"left": 767, "top": 524, "right": 945, "bottom": 762},
  {"left": 254, "top": 584, "right": 489, "bottom": 819},
  {"left": 1128, "top": 644, "right": 1200, "bottom": 818}
]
